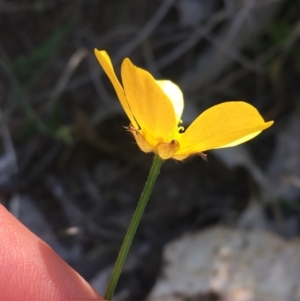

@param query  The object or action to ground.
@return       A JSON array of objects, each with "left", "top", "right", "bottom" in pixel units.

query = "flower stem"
[{"left": 104, "top": 154, "right": 164, "bottom": 300}]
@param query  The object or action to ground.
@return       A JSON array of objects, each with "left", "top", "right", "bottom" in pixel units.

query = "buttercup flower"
[{"left": 94, "top": 49, "right": 273, "bottom": 160}]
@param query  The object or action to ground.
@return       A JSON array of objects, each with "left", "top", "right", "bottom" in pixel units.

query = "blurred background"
[{"left": 1, "top": 0, "right": 300, "bottom": 300}]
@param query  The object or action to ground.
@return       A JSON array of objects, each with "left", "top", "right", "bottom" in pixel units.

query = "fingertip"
[{"left": 0, "top": 204, "right": 102, "bottom": 301}]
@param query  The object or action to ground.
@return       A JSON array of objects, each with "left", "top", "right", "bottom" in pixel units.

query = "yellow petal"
[
  {"left": 177, "top": 101, "right": 273, "bottom": 156},
  {"left": 121, "top": 58, "right": 177, "bottom": 140},
  {"left": 216, "top": 131, "right": 262, "bottom": 148},
  {"left": 94, "top": 49, "right": 138, "bottom": 128},
  {"left": 156, "top": 80, "right": 184, "bottom": 123}
]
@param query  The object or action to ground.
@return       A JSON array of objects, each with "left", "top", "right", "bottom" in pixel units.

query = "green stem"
[{"left": 104, "top": 154, "right": 164, "bottom": 300}]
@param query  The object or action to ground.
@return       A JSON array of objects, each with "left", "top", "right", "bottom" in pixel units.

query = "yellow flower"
[{"left": 94, "top": 49, "right": 273, "bottom": 161}]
